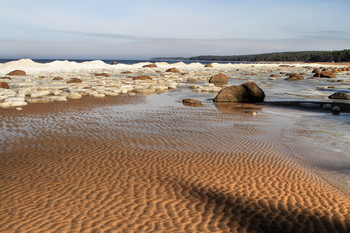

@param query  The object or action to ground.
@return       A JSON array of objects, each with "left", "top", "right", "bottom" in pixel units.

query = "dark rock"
[
  {"left": 270, "top": 74, "right": 281, "bottom": 77},
  {"left": 121, "top": 71, "right": 132, "bottom": 74},
  {"left": 313, "top": 71, "right": 336, "bottom": 78},
  {"left": 66, "top": 78, "right": 83, "bottom": 84},
  {"left": 53, "top": 77, "right": 64, "bottom": 80},
  {"left": 111, "top": 62, "right": 118, "bottom": 65},
  {"left": 7, "top": 70, "right": 26, "bottom": 76},
  {"left": 182, "top": 99, "right": 203, "bottom": 107},
  {"left": 209, "top": 73, "right": 228, "bottom": 84},
  {"left": 328, "top": 92, "right": 350, "bottom": 100},
  {"left": 132, "top": 75, "right": 153, "bottom": 80},
  {"left": 143, "top": 64, "right": 157, "bottom": 68},
  {"left": 241, "top": 82, "right": 265, "bottom": 102},
  {"left": 204, "top": 64, "right": 213, "bottom": 68},
  {"left": 214, "top": 85, "right": 249, "bottom": 102},
  {"left": 332, "top": 106, "right": 341, "bottom": 115},
  {"left": 285, "top": 73, "right": 304, "bottom": 80},
  {"left": 94, "top": 73, "right": 109, "bottom": 77},
  {"left": 214, "top": 82, "right": 265, "bottom": 103},
  {"left": 166, "top": 68, "right": 180, "bottom": 73},
  {"left": 187, "top": 78, "right": 197, "bottom": 83},
  {"left": 0, "top": 81, "right": 10, "bottom": 89}
]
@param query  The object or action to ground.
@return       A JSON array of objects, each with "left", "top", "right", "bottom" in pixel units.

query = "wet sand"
[{"left": 1, "top": 94, "right": 350, "bottom": 232}]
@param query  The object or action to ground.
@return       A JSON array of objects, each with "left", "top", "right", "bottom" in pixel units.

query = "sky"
[{"left": 0, "top": 0, "right": 349, "bottom": 59}]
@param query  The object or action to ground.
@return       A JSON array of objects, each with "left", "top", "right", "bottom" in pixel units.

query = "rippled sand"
[{"left": 1, "top": 95, "right": 349, "bottom": 232}]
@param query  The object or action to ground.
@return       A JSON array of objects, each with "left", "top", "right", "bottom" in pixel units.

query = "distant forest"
[{"left": 189, "top": 50, "right": 350, "bottom": 62}]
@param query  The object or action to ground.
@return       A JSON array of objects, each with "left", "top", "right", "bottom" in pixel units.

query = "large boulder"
[
  {"left": 0, "top": 81, "right": 10, "bottom": 89},
  {"left": 213, "top": 85, "right": 249, "bottom": 102},
  {"left": 328, "top": 92, "right": 350, "bottom": 100},
  {"left": 214, "top": 82, "right": 265, "bottom": 102},
  {"left": 7, "top": 70, "right": 26, "bottom": 76},
  {"left": 209, "top": 73, "right": 228, "bottom": 84},
  {"left": 241, "top": 82, "right": 265, "bottom": 102}
]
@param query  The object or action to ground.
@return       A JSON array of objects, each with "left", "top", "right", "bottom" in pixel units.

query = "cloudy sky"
[{"left": 0, "top": 0, "right": 349, "bottom": 59}]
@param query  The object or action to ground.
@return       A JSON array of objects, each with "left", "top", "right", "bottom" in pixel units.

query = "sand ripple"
[{"left": 1, "top": 96, "right": 349, "bottom": 232}]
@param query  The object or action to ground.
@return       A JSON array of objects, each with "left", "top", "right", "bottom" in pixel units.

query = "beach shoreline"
[{"left": 1, "top": 60, "right": 350, "bottom": 232}]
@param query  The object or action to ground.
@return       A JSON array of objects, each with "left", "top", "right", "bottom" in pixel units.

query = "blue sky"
[{"left": 0, "top": 0, "right": 349, "bottom": 59}]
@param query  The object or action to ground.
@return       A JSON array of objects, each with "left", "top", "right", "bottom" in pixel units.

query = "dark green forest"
[{"left": 189, "top": 50, "right": 350, "bottom": 62}]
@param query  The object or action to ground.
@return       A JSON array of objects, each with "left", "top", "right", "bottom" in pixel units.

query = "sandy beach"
[{"left": 1, "top": 60, "right": 350, "bottom": 232}]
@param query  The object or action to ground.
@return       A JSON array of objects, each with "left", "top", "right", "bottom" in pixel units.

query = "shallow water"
[{"left": 1, "top": 88, "right": 350, "bottom": 232}]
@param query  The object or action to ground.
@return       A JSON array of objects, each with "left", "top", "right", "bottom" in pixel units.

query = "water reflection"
[{"left": 214, "top": 102, "right": 262, "bottom": 114}]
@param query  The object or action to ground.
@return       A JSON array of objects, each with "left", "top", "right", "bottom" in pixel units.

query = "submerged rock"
[
  {"left": 182, "top": 98, "right": 203, "bottom": 107},
  {"left": 332, "top": 106, "right": 341, "bottom": 115}
]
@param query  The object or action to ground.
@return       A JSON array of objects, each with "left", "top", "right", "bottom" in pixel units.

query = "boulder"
[
  {"left": 132, "top": 75, "right": 153, "bottom": 80},
  {"left": 213, "top": 85, "right": 249, "bottom": 102},
  {"left": 0, "top": 81, "right": 10, "bottom": 89},
  {"left": 204, "top": 64, "right": 213, "bottom": 68},
  {"left": 285, "top": 73, "right": 304, "bottom": 81},
  {"left": 187, "top": 78, "right": 197, "bottom": 83},
  {"left": 94, "top": 73, "right": 109, "bottom": 77},
  {"left": 328, "top": 92, "right": 350, "bottom": 100},
  {"left": 209, "top": 73, "right": 228, "bottom": 84},
  {"left": 241, "top": 82, "right": 265, "bottom": 102},
  {"left": 214, "top": 82, "right": 265, "bottom": 103},
  {"left": 182, "top": 99, "right": 203, "bottom": 107},
  {"left": 143, "top": 64, "right": 157, "bottom": 68},
  {"left": 313, "top": 71, "right": 336, "bottom": 78},
  {"left": 166, "top": 68, "right": 180, "bottom": 73},
  {"left": 7, "top": 70, "right": 26, "bottom": 76},
  {"left": 270, "top": 74, "right": 281, "bottom": 77},
  {"left": 67, "top": 78, "right": 83, "bottom": 84},
  {"left": 53, "top": 77, "right": 64, "bottom": 81}
]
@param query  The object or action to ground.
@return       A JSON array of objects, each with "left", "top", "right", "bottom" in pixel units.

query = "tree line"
[{"left": 189, "top": 49, "right": 350, "bottom": 62}]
